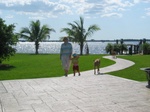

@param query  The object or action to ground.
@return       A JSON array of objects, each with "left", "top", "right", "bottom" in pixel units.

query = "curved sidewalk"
[
  {"left": 0, "top": 56, "right": 150, "bottom": 112},
  {"left": 79, "top": 55, "right": 135, "bottom": 75}
]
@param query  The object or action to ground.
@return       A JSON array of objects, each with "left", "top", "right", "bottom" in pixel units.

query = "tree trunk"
[
  {"left": 35, "top": 41, "right": 39, "bottom": 54},
  {"left": 80, "top": 42, "right": 84, "bottom": 55}
]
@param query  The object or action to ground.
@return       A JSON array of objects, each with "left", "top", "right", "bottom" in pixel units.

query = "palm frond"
[{"left": 85, "top": 25, "right": 100, "bottom": 37}]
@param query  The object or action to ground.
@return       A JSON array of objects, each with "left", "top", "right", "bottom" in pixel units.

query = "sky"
[{"left": 0, "top": 0, "right": 150, "bottom": 40}]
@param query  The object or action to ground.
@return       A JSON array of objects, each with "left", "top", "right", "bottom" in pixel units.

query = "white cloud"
[
  {"left": 118, "top": 8, "right": 125, "bottom": 11},
  {"left": 0, "top": 0, "right": 149, "bottom": 19},
  {"left": 59, "top": 0, "right": 85, "bottom": 4},
  {"left": 0, "top": 0, "right": 35, "bottom": 6},
  {"left": 146, "top": 12, "right": 150, "bottom": 16},
  {"left": 103, "top": 5, "right": 118, "bottom": 13},
  {"left": 133, "top": 0, "right": 140, "bottom": 4},
  {"left": 105, "top": 0, "right": 134, "bottom": 7},
  {"left": 54, "top": 3, "right": 72, "bottom": 14},
  {"left": 145, "top": 8, "right": 150, "bottom": 16},
  {"left": 134, "top": 0, "right": 150, "bottom": 3},
  {"left": 29, "top": 16, "right": 46, "bottom": 20},
  {"left": 146, "top": 8, "right": 150, "bottom": 11},
  {"left": 17, "top": 10, "right": 57, "bottom": 19},
  {"left": 5, "top": 15, "right": 14, "bottom": 19},
  {"left": 101, "top": 12, "right": 122, "bottom": 18},
  {"left": 42, "top": 0, "right": 56, "bottom": 7},
  {"left": 79, "top": 0, "right": 134, "bottom": 18},
  {"left": 143, "top": 0, "right": 150, "bottom": 3},
  {"left": 0, "top": 0, "right": 73, "bottom": 19},
  {"left": 75, "top": 2, "right": 94, "bottom": 15}
]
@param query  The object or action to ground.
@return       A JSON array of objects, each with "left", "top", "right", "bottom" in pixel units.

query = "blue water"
[{"left": 13, "top": 41, "right": 149, "bottom": 54}]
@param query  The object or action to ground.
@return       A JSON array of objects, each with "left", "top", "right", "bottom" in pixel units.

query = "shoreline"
[{"left": 19, "top": 39, "right": 150, "bottom": 42}]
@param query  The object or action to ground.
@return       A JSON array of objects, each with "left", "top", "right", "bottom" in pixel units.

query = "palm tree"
[
  {"left": 143, "top": 43, "right": 150, "bottom": 54},
  {"left": 119, "top": 44, "right": 127, "bottom": 55},
  {"left": 113, "top": 43, "right": 120, "bottom": 54},
  {"left": 61, "top": 17, "right": 100, "bottom": 55},
  {"left": 19, "top": 20, "right": 55, "bottom": 54},
  {"left": 105, "top": 43, "right": 127, "bottom": 55},
  {"left": 105, "top": 43, "right": 113, "bottom": 54}
]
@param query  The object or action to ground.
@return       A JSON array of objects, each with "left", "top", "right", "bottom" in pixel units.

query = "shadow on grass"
[{"left": 0, "top": 64, "right": 15, "bottom": 70}]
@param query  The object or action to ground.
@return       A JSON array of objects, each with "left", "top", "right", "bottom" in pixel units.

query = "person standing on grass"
[
  {"left": 70, "top": 53, "right": 81, "bottom": 76},
  {"left": 60, "top": 37, "right": 72, "bottom": 77}
]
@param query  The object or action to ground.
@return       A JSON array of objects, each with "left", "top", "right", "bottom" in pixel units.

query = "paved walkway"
[{"left": 0, "top": 56, "right": 150, "bottom": 112}]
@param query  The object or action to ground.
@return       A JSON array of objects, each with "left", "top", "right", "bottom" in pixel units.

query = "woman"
[{"left": 60, "top": 37, "right": 72, "bottom": 77}]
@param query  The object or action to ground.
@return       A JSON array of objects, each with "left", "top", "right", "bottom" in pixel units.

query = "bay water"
[{"left": 13, "top": 41, "right": 143, "bottom": 54}]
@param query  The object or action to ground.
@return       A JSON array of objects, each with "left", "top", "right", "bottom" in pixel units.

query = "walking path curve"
[
  {"left": 80, "top": 55, "right": 135, "bottom": 75},
  {"left": 0, "top": 56, "right": 150, "bottom": 112}
]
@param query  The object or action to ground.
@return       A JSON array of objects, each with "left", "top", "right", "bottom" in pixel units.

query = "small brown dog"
[{"left": 94, "top": 59, "right": 101, "bottom": 74}]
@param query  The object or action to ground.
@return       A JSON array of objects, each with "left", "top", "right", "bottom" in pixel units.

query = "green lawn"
[
  {"left": 108, "top": 55, "right": 150, "bottom": 81},
  {"left": 0, "top": 54, "right": 115, "bottom": 80}
]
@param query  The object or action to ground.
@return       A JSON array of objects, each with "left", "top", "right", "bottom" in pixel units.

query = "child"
[{"left": 71, "top": 53, "right": 81, "bottom": 76}]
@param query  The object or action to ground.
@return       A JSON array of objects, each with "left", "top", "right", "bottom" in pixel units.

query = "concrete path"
[{"left": 0, "top": 56, "right": 150, "bottom": 112}]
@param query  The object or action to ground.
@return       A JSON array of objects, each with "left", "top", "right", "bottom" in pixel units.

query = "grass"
[
  {"left": 108, "top": 55, "right": 150, "bottom": 81},
  {"left": 0, "top": 54, "right": 115, "bottom": 80}
]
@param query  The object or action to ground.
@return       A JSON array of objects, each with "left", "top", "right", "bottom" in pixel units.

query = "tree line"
[{"left": 105, "top": 39, "right": 150, "bottom": 55}]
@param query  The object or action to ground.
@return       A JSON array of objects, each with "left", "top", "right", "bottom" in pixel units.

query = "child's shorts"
[{"left": 73, "top": 65, "right": 79, "bottom": 71}]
